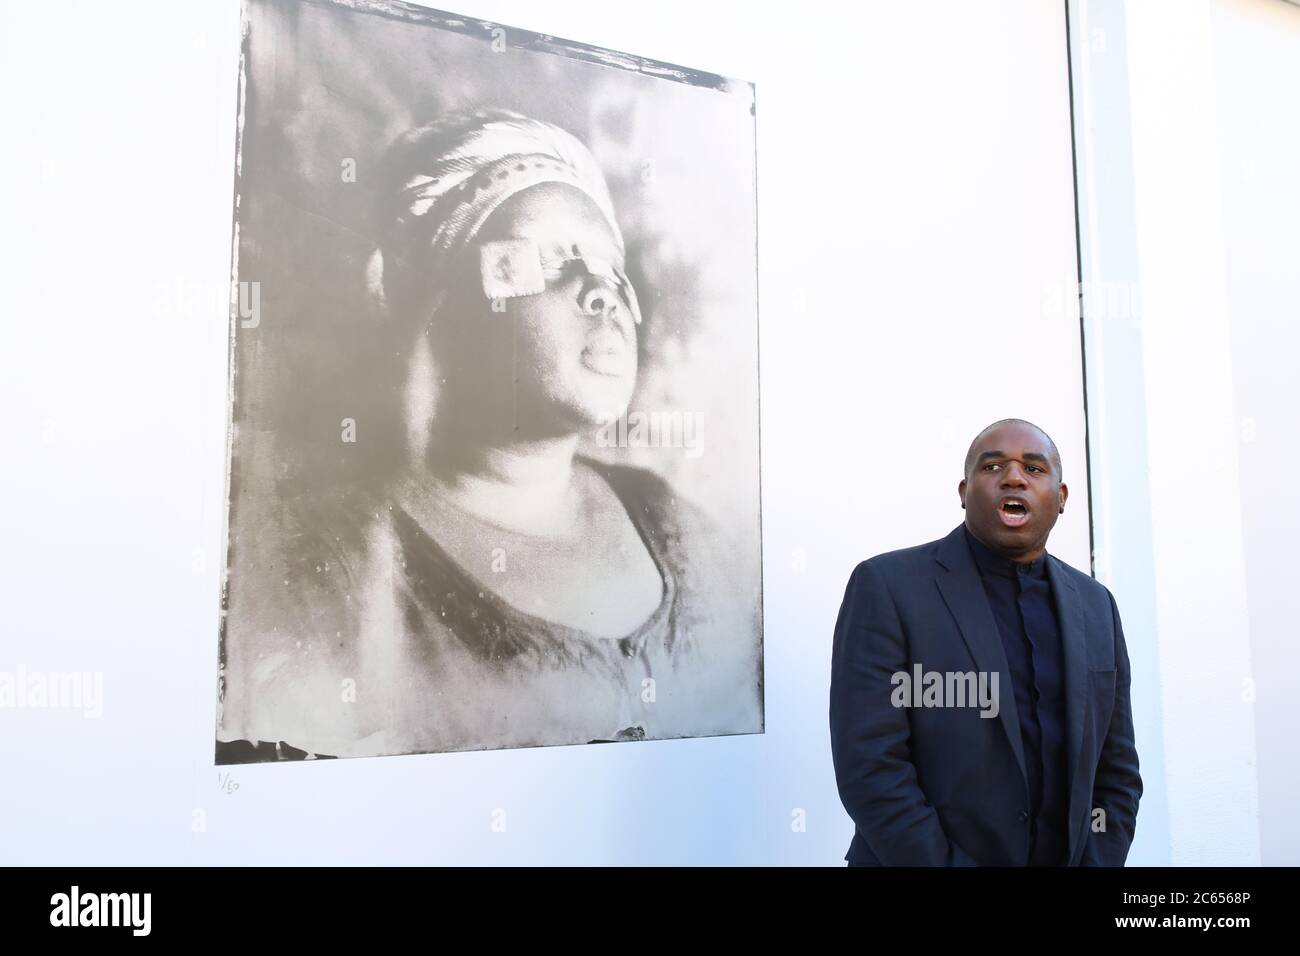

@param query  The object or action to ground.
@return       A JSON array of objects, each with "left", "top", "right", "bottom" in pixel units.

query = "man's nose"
[{"left": 1001, "top": 463, "right": 1029, "bottom": 486}]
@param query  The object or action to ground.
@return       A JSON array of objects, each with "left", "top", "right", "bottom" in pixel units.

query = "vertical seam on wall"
[{"left": 1063, "top": 0, "right": 1098, "bottom": 580}]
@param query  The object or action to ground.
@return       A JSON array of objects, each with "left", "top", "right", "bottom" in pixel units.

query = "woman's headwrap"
[{"left": 368, "top": 108, "right": 638, "bottom": 324}]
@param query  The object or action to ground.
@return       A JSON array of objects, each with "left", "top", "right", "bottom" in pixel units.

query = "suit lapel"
[
  {"left": 934, "top": 524, "right": 1028, "bottom": 788},
  {"left": 1046, "top": 555, "right": 1089, "bottom": 863}
]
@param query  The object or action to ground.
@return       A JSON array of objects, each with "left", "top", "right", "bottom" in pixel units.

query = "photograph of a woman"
[{"left": 217, "top": 0, "right": 762, "bottom": 763}]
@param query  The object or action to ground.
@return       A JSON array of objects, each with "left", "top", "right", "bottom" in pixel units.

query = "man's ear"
[
  {"left": 958, "top": 478, "right": 967, "bottom": 509},
  {"left": 1058, "top": 482, "right": 1069, "bottom": 513}
]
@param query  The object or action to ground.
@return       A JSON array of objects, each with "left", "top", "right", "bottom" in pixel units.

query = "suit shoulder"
[
  {"left": 848, "top": 534, "right": 946, "bottom": 584},
  {"left": 1048, "top": 552, "right": 1100, "bottom": 587},
  {"left": 1048, "top": 553, "right": 1119, "bottom": 607}
]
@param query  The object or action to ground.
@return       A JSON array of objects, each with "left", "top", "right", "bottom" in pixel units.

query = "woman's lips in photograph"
[
  {"left": 998, "top": 499, "right": 1031, "bottom": 528},
  {"left": 581, "top": 333, "right": 629, "bottom": 376}
]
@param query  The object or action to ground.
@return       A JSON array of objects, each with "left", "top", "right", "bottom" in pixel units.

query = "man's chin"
[
  {"left": 975, "top": 518, "right": 1029, "bottom": 545},
  {"left": 989, "top": 523, "right": 1049, "bottom": 557}
]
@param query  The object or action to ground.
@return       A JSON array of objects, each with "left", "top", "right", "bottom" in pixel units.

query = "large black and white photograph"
[{"left": 216, "top": 0, "right": 763, "bottom": 762}]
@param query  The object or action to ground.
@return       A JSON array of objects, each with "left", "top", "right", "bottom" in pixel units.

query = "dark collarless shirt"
[{"left": 963, "top": 524, "right": 1069, "bottom": 866}]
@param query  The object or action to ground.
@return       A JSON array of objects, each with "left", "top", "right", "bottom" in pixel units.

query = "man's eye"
[
  {"left": 1027, "top": 464, "right": 1043, "bottom": 473},
  {"left": 984, "top": 463, "right": 1000, "bottom": 471}
]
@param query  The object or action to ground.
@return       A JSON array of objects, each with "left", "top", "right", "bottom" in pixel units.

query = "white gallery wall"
[
  {"left": 1210, "top": 0, "right": 1300, "bottom": 867},
  {"left": 1120, "top": 0, "right": 1264, "bottom": 867},
  {"left": 10, "top": 0, "right": 1280, "bottom": 865},
  {"left": 1072, "top": 0, "right": 1299, "bottom": 865}
]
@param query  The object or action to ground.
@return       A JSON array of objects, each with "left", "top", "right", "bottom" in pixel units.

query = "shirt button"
[{"left": 1018, "top": 809, "right": 1030, "bottom": 824}]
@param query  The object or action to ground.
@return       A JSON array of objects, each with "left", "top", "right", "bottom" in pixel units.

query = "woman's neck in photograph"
[{"left": 419, "top": 429, "right": 585, "bottom": 536}]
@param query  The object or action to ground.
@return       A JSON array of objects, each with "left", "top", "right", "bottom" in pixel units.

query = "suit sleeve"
[
  {"left": 829, "top": 560, "right": 977, "bottom": 866},
  {"left": 1080, "top": 588, "right": 1143, "bottom": 866}
]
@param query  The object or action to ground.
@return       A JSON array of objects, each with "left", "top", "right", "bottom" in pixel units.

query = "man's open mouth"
[{"left": 998, "top": 498, "right": 1031, "bottom": 528}]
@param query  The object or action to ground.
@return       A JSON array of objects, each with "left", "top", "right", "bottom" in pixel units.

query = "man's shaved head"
[{"left": 963, "top": 419, "right": 1063, "bottom": 482}]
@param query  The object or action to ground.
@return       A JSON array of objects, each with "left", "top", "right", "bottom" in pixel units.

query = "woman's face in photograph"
[{"left": 476, "top": 182, "right": 639, "bottom": 431}]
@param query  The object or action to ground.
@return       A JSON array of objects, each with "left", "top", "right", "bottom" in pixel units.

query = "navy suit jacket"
[{"left": 829, "top": 523, "right": 1142, "bottom": 866}]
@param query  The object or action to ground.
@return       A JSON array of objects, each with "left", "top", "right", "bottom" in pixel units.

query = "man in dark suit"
[{"left": 829, "top": 419, "right": 1141, "bottom": 865}]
